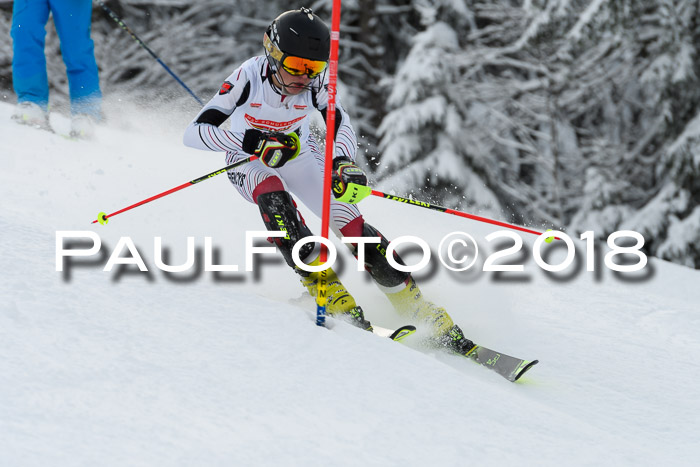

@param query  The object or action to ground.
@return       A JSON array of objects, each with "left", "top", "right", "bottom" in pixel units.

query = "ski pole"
[
  {"left": 94, "top": 0, "right": 204, "bottom": 106},
  {"left": 370, "top": 190, "right": 559, "bottom": 241},
  {"left": 92, "top": 156, "right": 257, "bottom": 224}
]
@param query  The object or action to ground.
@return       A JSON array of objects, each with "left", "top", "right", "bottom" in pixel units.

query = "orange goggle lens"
[{"left": 281, "top": 56, "right": 327, "bottom": 79}]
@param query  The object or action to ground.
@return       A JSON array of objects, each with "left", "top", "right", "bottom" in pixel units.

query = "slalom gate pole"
[
  {"left": 316, "top": 0, "right": 343, "bottom": 327},
  {"left": 95, "top": 0, "right": 204, "bottom": 106},
  {"left": 91, "top": 156, "right": 257, "bottom": 224},
  {"left": 370, "top": 190, "right": 559, "bottom": 240}
]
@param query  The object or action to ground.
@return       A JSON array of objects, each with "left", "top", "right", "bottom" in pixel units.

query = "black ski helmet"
[{"left": 264, "top": 8, "right": 331, "bottom": 64}]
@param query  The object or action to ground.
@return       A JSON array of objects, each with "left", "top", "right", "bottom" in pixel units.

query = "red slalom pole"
[
  {"left": 370, "top": 190, "right": 559, "bottom": 239},
  {"left": 91, "top": 156, "right": 257, "bottom": 225},
  {"left": 316, "top": 1, "right": 343, "bottom": 326}
]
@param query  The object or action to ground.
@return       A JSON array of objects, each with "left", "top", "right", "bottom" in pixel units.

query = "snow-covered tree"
[
  {"left": 624, "top": 113, "right": 700, "bottom": 268},
  {"left": 2, "top": 0, "right": 699, "bottom": 268},
  {"left": 376, "top": 1, "right": 503, "bottom": 212},
  {"left": 565, "top": 0, "right": 700, "bottom": 266},
  {"left": 377, "top": 0, "right": 700, "bottom": 267}
]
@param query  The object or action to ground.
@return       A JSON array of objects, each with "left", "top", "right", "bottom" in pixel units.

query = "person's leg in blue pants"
[
  {"left": 50, "top": 0, "right": 102, "bottom": 118},
  {"left": 11, "top": 0, "right": 51, "bottom": 112}
]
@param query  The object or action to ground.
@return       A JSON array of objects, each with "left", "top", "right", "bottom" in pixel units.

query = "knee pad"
[
  {"left": 257, "top": 191, "right": 316, "bottom": 269},
  {"left": 347, "top": 222, "right": 410, "bottom": 288}
]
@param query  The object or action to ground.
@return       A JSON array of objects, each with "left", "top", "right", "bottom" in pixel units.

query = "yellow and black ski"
[
  {"left": 388, "top": 325, "right": 417, "bottom": 343},
  {"left": 375, "top": 324, "right": 537, "bottom": 382},
  {"left": 372, "top": 325, "right": 416, "bottom": 343},
  {"left": 462, "top": 345, "right": 539, "bottom": 382}
]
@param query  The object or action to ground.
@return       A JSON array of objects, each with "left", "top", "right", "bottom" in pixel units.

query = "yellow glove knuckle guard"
[{"left": 335, "top": 183, "right": 371, "bottom": 204}]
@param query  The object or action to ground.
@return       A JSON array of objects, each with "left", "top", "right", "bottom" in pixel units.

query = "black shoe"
[{"left": 438, "top": 325, "right": 475, "bottom": 354}]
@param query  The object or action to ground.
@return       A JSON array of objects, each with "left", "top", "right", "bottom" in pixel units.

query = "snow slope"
[{"left": 1, "top": 101, "right": 699, "bottom": 466}]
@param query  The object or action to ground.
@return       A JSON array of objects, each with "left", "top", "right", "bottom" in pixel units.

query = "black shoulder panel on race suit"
[{"left": 196, "top": 109, "right": 228, "bottom": 126}]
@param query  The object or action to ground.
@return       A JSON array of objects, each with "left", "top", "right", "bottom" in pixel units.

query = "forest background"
[{"left": 1, "top": 0, "right": 698, "bottom": 269}]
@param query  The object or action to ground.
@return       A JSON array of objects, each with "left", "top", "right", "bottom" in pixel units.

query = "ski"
[
  {"left": 372, "top": 324, "right": 416, "bottom": 343},
  {"left": 462, "top": 345, "right": 538, "bottom": 382},
  {"left": 374, "top": 322, "right": 537, "bottom": 382},
  {"left": 388, "top": 325, "right": 416, "bottom": 342}
]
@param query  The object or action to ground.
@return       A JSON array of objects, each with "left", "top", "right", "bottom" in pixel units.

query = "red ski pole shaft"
[
  {"left": 92, "top": 155, "right": 257, "bottom": 224},
  {"left": 370, "top": 190, "right": 559, "bottom": 239}
]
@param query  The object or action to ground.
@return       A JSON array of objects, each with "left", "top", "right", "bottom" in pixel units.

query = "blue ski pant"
[{"left": 11, "top": 0, "right": 101, "bottom": 117}]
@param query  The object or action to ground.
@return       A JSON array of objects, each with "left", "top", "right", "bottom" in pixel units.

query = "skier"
[
  {"left": 10, "top": 0, "right": 102, "bottom": 138},
  {"left": 183, "top": 7, "right": 473, "bottom": 353}
]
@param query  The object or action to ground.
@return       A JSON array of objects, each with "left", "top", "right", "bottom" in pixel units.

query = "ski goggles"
[{"left": 280, "top": 56, "right": 327, "bottom": 79}]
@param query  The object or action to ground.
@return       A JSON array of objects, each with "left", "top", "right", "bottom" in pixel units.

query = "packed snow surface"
[{"left": 1, "top": 102, "right": 698, "bottom": 466}]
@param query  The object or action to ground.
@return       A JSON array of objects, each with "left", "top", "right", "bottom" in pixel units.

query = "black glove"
[
  {"left": 242, "top": 129, "right": 300, "bottom": 168},
  {"left": 332, "top": 157, "right": 371, "bottom": 204}
]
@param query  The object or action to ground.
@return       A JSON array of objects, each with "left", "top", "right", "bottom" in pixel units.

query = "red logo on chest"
[{"left": 244, "top": 114, "right": 306, "bottom": 131}]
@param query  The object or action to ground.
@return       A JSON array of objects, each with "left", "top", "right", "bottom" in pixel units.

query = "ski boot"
[
  {"left": 70, "top": 114, "right": 96, "bottom": 139},
  {"left": 385, "top": 276, "right": 472, "bottom": 352},
  {"left": 11, "top": 102, "right": 52, "bottom": 132},
  {"left": 437, "top": 324, "right": 476, "bottom": 355},
  {"left": 298, "top": 259, "right": 372, "bottom": 331},
  {"left": 385, "top": 277, "right": 453, "bottom": 334}
]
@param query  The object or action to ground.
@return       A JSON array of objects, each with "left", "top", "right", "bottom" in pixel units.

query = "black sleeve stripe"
[
  {"left": 197, "top": 126, "right": 216, "bottom": 150},
  {"left": 224, "top": 132, "right": 243, "bottom": 147},
  {"left": 196, "top": 109, "right": 230, "bottom": 126},
  {"left": 213, "top": 130, "right": 241, "bottom": 151},
  {"left": 210, "top": 131, "right": 228, "bottom": 149}
]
